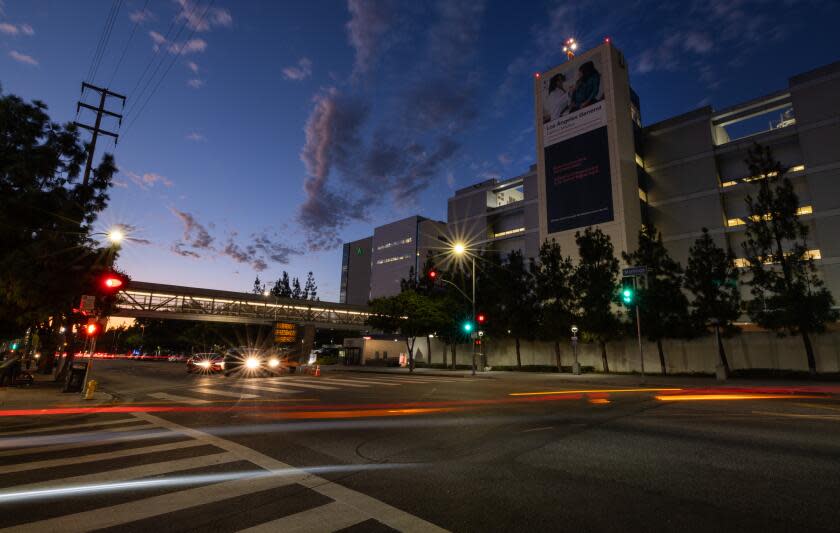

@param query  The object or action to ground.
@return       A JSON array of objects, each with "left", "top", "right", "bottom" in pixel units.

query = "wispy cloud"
[
  {"left": 171, "top": 208, "right": 214, "bottom": 250},
  {"left": 0, "top": 22, "right": 33, "bottom": 36},
  {"left": 175, "top": 0, "right": 232, "bottom": 32},
  {"left": 185, "top": 132, "right": 206, "bottom": 142},
  {"left": 282, "top": 57, "right": 313, "bottom": 81},
  {"left": 186, "top": 61, "right": 199, "bottom": 74},
  {"left": 187, "top": 78, "right": 204, "bottom": 88},
  {"left": 8, "top": 50, "right": 37, "bottom": 65},
  {"left": 346, "top": 0, "right": 399, "bottom": 78},
  {"left": 168, "top": 38, "right": 207, "bottom": 55},
  {"left": 125, "top": 171, "right": 174, "bottom": 189},
  {"left": 129, "top": 9, "right": 154, "bottom": 23}
]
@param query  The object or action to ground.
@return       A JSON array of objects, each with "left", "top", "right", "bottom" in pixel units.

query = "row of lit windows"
[
  {"left": 733, "top": 249, "right": 821, "bottom": 268},
  {"left": 493, "top": 227, "right": 525, "bottom": 239},
  {"left": 376, "top": 237, "right": 413, "bottom": 251},
  {"left": 375, "top": 254, "right": 411, "bottom": 265},
  {"left": 720, "top": 164, "right": 805, "bottom": 188},
  {"left": 726, "top": 205, "right": 813, "bottom": 227}
]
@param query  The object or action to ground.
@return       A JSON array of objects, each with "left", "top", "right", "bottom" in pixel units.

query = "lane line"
[
  {"left": 148, "top": 392, "right": 210, "bottom": 405},
  {"left": 0, "top": 418, "right": 142, "bottom": 437},
  {"left": 238, "top": 500, "right": 368, "bottom": 533},
  {"left": 261, "top": 380, "right": 338, "bottom": 391},
  {"left": 190, "top": 388, "right": 260, "bottom": 399},
  {"left": 296, "top": 378, "right": 369, "bottom": 388},
  {"left": 0, "top": 440, "right": 207, "bottom": 475},
  {"left": 7, "top": 452, "right": 238, "bottom": 493},
  {"left": 2, "top": 472, "right": 305, "bottom": 532},
  {"left": 323, "top": 377, "right": 401, "bottom": 386},
  {"left": 132, "top": 412, "right": 449, "bottom": 532},
  {"left": 0, "top": 424, "right": 158, "bottom": 456}
]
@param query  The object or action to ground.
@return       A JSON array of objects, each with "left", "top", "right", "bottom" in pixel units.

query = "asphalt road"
[{"left": 2, "top": 359, "right": 840, "bottom": 532}]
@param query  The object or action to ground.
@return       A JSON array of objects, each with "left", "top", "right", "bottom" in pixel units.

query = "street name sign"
[{"left": 622, "top": 266, "right": 647, "bottom": 277}]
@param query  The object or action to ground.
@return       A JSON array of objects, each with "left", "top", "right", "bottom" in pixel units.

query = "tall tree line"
[{"left": 251, "top": 271, "right": 319, "bottom": 301}]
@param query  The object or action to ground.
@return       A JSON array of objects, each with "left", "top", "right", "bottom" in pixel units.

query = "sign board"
[
  {"left": 273, "top": 322, "right": 297, "bottom": 344},
  {"left": 80, "top": 295, "right": 96, "bottom": 313},
  {"left": 622, "top": 266, "right": 647, "bottom": 277}
]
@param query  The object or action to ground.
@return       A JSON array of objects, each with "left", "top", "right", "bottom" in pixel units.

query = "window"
[
  {"left": 376, "top": 237, "right": 413, "bottom": 251},
  {"left": 638, "top": 188, "right": 648, "bottom": 203},
  {"left": 727, "top": 205, "right": 813, "bottom": 227},
  {"left": 635, "top": 154, "right": 645, "bottom": 168},
  {"left": 734, "top": 249, "right": 821, "bottom": 268},
  {"left": 721, "top": 164, "right": 805, "bottom": 188},
  {"left": 375, "top": 254, "right": 411, "bottom": 265},
  {"left": 493, "top": 227, "right": 525, "bottom": 239}
]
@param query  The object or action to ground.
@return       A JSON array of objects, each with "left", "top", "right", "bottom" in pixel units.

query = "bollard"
[
  {"left": 314, "top": 365, "right": 321, "bottom": 377},
  {"left": 84, "top": 379, "right": 97, "bottom": 400}
]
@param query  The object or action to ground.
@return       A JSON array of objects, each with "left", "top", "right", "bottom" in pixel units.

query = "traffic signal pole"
[
  {"left": 635, "top": 303, "right": 645, "bottom": 384},
  {"left": 471, "top": 256, "right": 476, "bottom": 376}
]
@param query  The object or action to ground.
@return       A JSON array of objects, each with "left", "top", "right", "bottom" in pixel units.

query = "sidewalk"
[
  {"left": 0, "top": 367, "right": 115, "bottom": 412},
  {"left": 326, "top": 365, "right": 840, "bottom": 392}
]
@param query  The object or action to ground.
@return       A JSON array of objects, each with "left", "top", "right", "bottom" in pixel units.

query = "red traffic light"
[
  {"left": 85, "top": 323, "right": 99, "bottom": 336},
  {"left": 428, "top": 270, "right": 437, "bottom": 279},
  {"left": 102, "top": 276, "right": 123, "bottom": 289},
  {"left": 477, "top": 313, "right": 486, "bottom": 324}
]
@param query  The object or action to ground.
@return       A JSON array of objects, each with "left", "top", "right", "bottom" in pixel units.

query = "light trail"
[
  {"left": 510, "top": 388, "right": 682, "bottom": 396},
  {"left": 655, "top": 393, "right": 825, "bottom": 402}
]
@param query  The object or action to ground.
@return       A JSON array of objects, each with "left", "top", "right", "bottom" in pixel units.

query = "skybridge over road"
[{"left": 114, "top": 281, "right": 371, "bottom": 330}]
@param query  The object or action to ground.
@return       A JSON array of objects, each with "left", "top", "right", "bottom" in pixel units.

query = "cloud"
[
  {"left": 129, "top": 9, "right": 154, "bottom": 23},
  {"left": 498, "top": 153, "right": 513, "bottom": 166},
  {"left": 171, "top": 242, "right": 200, "bottom": 258},
  {"left": 185, "top": 132, "right": 206, "bottom": 142},
  {"left": 0, "top": 22, "right": 33, "bottom": 36},
  {"left": 282, "top": 57, "right": 313, "bottom": 81},
  {"left": 171, "top": 208, "right": 214, "bottom": 250},
  {"left": 169, "top": 38, "right": 207, "bottom": 55},
  {"left": 346, "top": 0, "right": 398, "bottom": 77},
  {"left": 176, "top": 0, "right": 232, "bottom": 32},
  {"left": 683, "top": 31, "right": 713, "bottom": 54},
  {"left": 149, "top": 30, "right": 167, "bottom": 51},
  {"left": 8, "top": 50, "right": 37, "bottom": 65},
  {"left": 125, "top": 171, "right": 174, "bottom": 189},
  {"left": 186, "top": 61, "right": 199, "bottom": 74},
  {"left": 187, "top": 78, "right": 204, "bottom": 88}
]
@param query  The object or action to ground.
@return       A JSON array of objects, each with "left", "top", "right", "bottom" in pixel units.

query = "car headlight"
[
  {"left": 245, "top": 357, "right": 260, "bottom": 369},
  {"left": 198, "top": 360, "right": 211, "bottom": 368},
  {"left": 218, "top": 361, "right": 225, "bottom": 369},
  {"left": 268, "top": 358, "right": 280, "bottom": 368}
]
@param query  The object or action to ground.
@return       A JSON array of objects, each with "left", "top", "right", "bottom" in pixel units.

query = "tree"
[
  {"left": 367, "top": 290, "right": 446, "bottom": 372},
  {"left": 741, "top": 144, "right": 838, "bottom": 374},
  {"left": 485, "top": 250, "right": 538, "bottom": 369},
  {"left": 533, "top": 239, "right": 576, "bottom": 371},
  {"left": 573, "top": 227, "right": 621, "bottom": 372},
  {"left": 252, "top": 276, "right": 265, "bottom": 295},
  {"left": 303, "top": 271, "right": 318, "bottom": 301},
  {"left": 623, "top": 224, "right": 690, "bottom": 375},
  {"left": 0, "top": 88, "right": 117, "bottom": 372},
  {"left": 684, "top": 228, "right": 741, "bottom": 376},
  {"left": 271, "top": 271, "right": 292, "bottom": 298},
  {"left": 291, "top": 277, "right": 302, "bottom": 299}
]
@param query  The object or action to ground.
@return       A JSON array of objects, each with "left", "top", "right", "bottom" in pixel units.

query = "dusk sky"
[{"left": 2, "top": 0, "right": 838, "bottom": 301}]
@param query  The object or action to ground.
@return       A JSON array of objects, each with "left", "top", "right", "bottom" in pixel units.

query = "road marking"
[
  {"left": 191, "top": 387, "right": 260, "bottom": 399},
  {"left": 520, "top": 426, "right": 554, "bottom": 433},
  {"left": 7, "top": 452, "right": 238, "bottom": 493},
  {"left": 0, "top": 424, "right": 158, "bottom": 456},
  {"left": 3, "top": 471, "right": 306, "bottom": 533},
  {"left": 132, "top": 412, "right": 449, "bottom": 532},
  {"left": 298, "top": 378, "right": 370, "bottom": 388},
  {"left": 0, "top": 439, "right": 207, "bottom": 475},
  {"left": 752, "top": 411, "right": 840, "bottom": 421},
  {"left": 0, "top": 417, "right": 142, "bottom": 437},
  {"left": 795, "top": 402, "right": 840, "bottom": 412},
  {"left": 230, "top": 382, "right": 304, "bottom": 394},
  {"left": 328, "top": 377, "right": 401, "bottom": 386},
  {"left": 262, "top": 379, "right": 338, "bottom": 391},
  {"left": 149, "top": 392, "right": 210, "bottom": 404},
  {"left": 238, "top": 500, "right": 368, "bottom": 533}
]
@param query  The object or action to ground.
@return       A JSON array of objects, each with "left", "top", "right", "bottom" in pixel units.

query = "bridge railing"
[{"left": 115, "top": 285, "right": 370, "bottom": 328}]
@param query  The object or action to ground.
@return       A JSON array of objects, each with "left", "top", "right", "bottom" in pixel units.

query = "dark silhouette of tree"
[
  {"left": 271, "top": 271, "right": 292, "bottom": 298},
  {"left": 303, "top": 271, "right": 318, "bottom": 301},
  {"left": 573, "top": 227, "right": 621, "bottom": 373},
  {"left": 741, "top": 144, "right": 837, "bottom": 374},
  {"left": 685, "top": 228, "right": 741, "bottom": 376},
  {"left": 623, "top": 224, "right": 689, "bottom": 375},
  {"left": 533, "top": 239, "right": 576, "bottom": 371},
  {"left": 291, "top": 277, "right": 303, "bottom": 299},
  {"left": 489, "top": 250, "right": 538, "bottom": 369},
  {"left": 252, "top": 276, "right": 265, "bottom": 295}
]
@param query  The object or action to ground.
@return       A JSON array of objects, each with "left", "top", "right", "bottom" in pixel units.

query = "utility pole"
[{"left": 74, "top": 82, "right": 126, "bottom": 186}]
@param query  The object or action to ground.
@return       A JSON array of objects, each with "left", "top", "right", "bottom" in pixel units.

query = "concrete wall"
[{"left": 410, "top": 331, "right": 840, "bottom": 374}]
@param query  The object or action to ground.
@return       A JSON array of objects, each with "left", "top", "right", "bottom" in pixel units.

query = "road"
[{"left": 2, "top": 360, "right": 840, "bottom": 532}]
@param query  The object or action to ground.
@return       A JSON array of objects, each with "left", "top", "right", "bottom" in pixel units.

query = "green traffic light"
[
  {"left": 622, "top": 288, "right": 634, "bottom": 304},
  {"left": 10, "top": 343, "right": 17, "bottom": 351},
  {"left": 463, "top": 322, "right": 474, "bottom": 333}
]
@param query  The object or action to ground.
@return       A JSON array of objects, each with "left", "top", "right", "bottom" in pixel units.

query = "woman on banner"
[
  {"left": 570, "top": 61, "right": 601, "bottom": 112},
  {"left": 542, "top": 73, "right": 570, "bottom": 123}
]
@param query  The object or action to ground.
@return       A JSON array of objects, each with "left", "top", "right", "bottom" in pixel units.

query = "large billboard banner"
[{"left": 540, "top": 52, "right": 613, "bottom": 233}]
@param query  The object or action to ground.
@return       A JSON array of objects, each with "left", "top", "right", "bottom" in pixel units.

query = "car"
[
  {"left": 186, "top": 353, "right": 224, "bottom": 373},
  {"left": 223, "top": 348, "right": 289, "bottom": 377}
]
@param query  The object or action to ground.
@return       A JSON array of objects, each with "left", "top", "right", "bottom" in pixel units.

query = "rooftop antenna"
[{"left": 563, "top": 38, "right": 578, "bottom": 60}]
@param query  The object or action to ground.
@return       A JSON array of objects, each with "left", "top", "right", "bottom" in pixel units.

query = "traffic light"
[
  {"left": 621, "top": 276, "right": 636, "bottom": 306},
  {"left": 476, "top": 313, "right": 486, "bottom": 325},
  {"left": 84, "top": 322, "right": 99, "bottom": 336},
  {"left": 427, "top": 270, "right": 437, "bottom": 280},
  {"left": 462, "top": 320, "right": 474, "bottom": 333},
  {"left": 100, "top": 272, "right": 127, "bottom": 293},
  {"left": 10, "top": 342, "right": 17, "bottom": 351}
]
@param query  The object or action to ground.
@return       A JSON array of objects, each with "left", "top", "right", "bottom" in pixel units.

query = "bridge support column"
[{"left": 300, "top": 325, "right": 316, "bottom": 363}]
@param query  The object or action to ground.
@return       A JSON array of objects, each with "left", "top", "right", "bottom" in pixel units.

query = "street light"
[
  {"left": 107, "top": 228, "right": 124, "bottom": 245},
  {"left": 450, "top": 241, "right": 477, "bottom": 376}
]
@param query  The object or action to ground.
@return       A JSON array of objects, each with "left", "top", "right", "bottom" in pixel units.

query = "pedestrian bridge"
[{"left": 115, "top": 281, "right": 371, "bottom": 330}]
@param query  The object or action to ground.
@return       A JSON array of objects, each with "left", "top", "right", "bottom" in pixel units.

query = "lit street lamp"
[
  {"left": 451, "top": 241, "right": 477, "bottom": 376},
  {"left": 107, "top": 227, "right": 124, "bottom": 245}
]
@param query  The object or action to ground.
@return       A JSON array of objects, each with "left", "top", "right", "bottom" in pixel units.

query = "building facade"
[{"left": 339, "top": 236, "right": 373, "bottom": 305}]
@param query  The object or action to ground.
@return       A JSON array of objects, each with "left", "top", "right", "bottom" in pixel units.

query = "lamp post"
[
  {"left": 571, "top": 325, "right": 580, "bottom": 375},
  {"left": 451, "top": 242, "right": 477, "bottom": 376}
]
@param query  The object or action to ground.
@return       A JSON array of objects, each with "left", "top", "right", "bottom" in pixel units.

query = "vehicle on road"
[
  {"left": 186, "top": 353, "right": 224, "bottom": 373},
  {"left": 223, "top": 347, "right": 294, "bottom": 377}
]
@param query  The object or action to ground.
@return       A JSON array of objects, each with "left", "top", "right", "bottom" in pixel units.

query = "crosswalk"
[
  {"left": 0, "top": 412, "right": 449, "bottom": 532},
  {"left": 142, "top": 374, "right": 476, "bottom": 404}
]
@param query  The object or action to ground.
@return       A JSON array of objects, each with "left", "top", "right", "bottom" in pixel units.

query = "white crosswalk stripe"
[
  {"left": 190, "top": 387, "right": 260, "bottom": 399},
  {"left": 0, "top": 417, "right": 142, "bottom": 437},
  {"left": 296, "top": 377, "right": 370, "bottom": 388},
  {"left": 261, "top": 379, "right": 338, "bottom": 390},
  {"left": 148, "top": 392, "right": 210, "bottom": 404},
  {"left": 0, "top": 424, "right": 160, "bottom": 457},
  {"left": 0, "top": 411, "right": 449, "bottom": 532},
  {"left": 229, "top": 382, "right": 304, "bottom": 394}
]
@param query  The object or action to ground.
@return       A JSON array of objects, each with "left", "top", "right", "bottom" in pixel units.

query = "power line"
[
  {"left": 121, "top": 0, "right": 215, "bottom": 143},
  {"left": 86, "top": 0, "right": 123, "bottom": 84},
  {"left": 106, "top": 0, "right": 150, "bottom": 89},
  {"left": 124, "top": 3, "right": 181, "bottom": 103}
]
